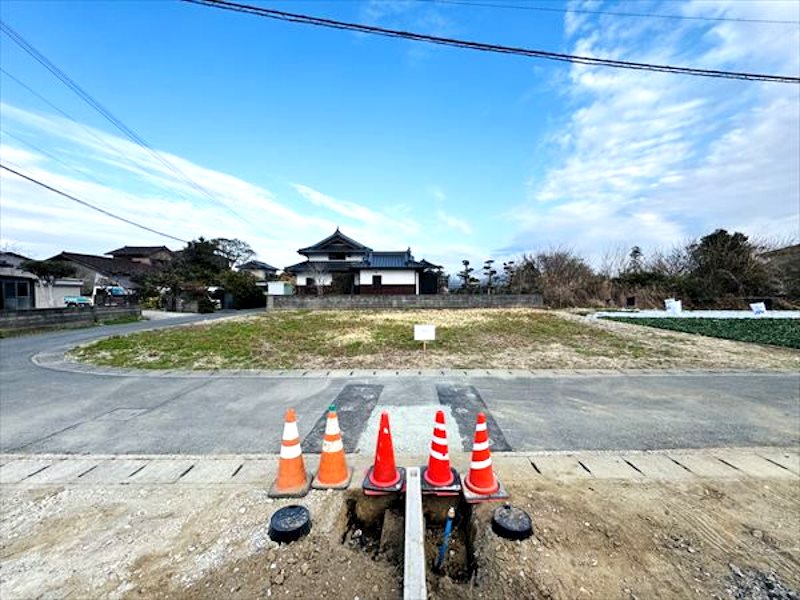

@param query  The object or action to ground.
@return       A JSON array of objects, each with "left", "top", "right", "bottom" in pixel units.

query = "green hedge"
[{"left": 604, "top": 318, "right": 800, "bottom": 349}]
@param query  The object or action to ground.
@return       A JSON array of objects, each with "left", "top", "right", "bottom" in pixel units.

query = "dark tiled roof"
[
  {"left": 239, "top": 260, "right": 278, "bottom": 271},
  {"left": 51, "top": 252, "right": 151, "bottom": 276},
  {"left": 106, "top": 246, "right": 172, "bottom": 257},
  {"left": 284, "top": 260, "right": 368, "bottom": 274},
  {"left": 298, "top": 228, "right": 372, "bottom": 255},
  {"left": 366, "top": 251, "right": 412, "bottom": 268},
  {"left": 418, "top": 259, "right": 443, "bottom": 270}
]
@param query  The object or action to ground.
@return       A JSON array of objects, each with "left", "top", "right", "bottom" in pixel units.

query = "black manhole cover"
[
  {"left": 268, "top": 505, "right": 311, "bottom": 543},
  {"left": 492, "top": 504, "right": 533, "bottom": 540}
]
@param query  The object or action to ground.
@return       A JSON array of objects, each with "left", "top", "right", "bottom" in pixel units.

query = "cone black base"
[
  {"left": 462, "top": 478, "right": 509, "bottom": 504},
  {"left": 362, "top": 466, "right": 406, "bottom": 495},
  {"left": 420, "top": 467, "right": 462, "bottom": 496},
  {"left": 311, "top": 467, "right": 353, "bottom": 490},
  {"left": 268, "top": 472, "right": 312, "bottom": 498}
]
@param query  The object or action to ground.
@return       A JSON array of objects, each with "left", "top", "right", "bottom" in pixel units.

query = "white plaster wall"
[
  {"left": 35, "top": 279, "right": 83, "bottom": 308},
  {"left": 358, "top": 270, "right": 416, "bottom": 285},
  {"left": 294, "top": 271, "right": 332, "bottom": 287},
  {"left": 304, "top": 254, "right": 365, "bottom": 262}
]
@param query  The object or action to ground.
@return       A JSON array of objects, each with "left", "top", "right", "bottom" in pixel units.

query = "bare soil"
[{"left": 2, "top": 477, "right": 798, "bottom": 599}]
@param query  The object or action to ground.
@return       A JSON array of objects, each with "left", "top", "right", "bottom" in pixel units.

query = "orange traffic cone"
[
  {"left": 269, "top": 408, "right": 311, "bottom": 498},
  {"left": 312, "top": 404, "right": 352, "bottom": 490},
  {"left": 421, "top": 410, "right": 461, "bottom": 496},
  {"left": 362, "top": 411, "right": 405, "bottom": 495},
  {"left": 463, "top": 412, "right": 508, "bottom": 503}
]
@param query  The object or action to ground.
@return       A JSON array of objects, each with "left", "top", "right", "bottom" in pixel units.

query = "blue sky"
[{"left": 1, "top": 0, "right": 798, "bottom": 272}]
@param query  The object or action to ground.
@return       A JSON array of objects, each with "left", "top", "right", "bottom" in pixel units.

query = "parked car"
[{"left": 64, "top": 295, "right": 92, "bottom": 308}]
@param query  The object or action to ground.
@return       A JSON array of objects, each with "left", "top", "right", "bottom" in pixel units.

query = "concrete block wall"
[
  {"left": 0, "top": 306, "right": 141, "bottom": 334},
  {"left": 267, "top": 294, "right": 543, "bottom": 311}
]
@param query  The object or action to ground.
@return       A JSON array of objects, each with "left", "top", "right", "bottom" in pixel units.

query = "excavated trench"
[{"left": 340, "top": 490, "right": 478, "bottom": 589}]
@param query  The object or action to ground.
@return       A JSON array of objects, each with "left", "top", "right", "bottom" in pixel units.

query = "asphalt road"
[{"left": 1, "top": 314, "right": 798, "bottom": 455}]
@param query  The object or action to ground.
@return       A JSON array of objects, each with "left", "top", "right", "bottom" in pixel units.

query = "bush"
[
  {"left": 197, "top": 297, "right": 216, "bottom": 313},
  {"left": 140, "top": 297, "right": 160, "bottom": 310},
  {"left": 222, "top": 270, "right": 265, "bottom": 309}
]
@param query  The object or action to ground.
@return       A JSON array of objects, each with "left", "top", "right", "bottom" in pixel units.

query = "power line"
[
  {"left": 1, "top": 128, "right": 109, "bottom": 187},
  {"left": 0, "top": 163, "right": 188, "bottom": 243},
  {"left": 0, "top": 20, "right": 252, "bottom": 225},
  {"left": 420, "top": 0, "right": 800, "bottom": 26},
  {"left": 182, "top": 0, "right": 800, "bottom": 84}
]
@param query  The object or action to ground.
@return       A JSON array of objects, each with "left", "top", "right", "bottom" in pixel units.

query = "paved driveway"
[{"left": 1, "top": 314, "right": 798, "bottom": 455}]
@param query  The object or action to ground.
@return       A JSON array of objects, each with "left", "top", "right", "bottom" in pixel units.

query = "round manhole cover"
[
  {"left": 268, "top": 505, "right": 311, "bottom": 543},
  {"left": 491, "top": 504, "right": 533, "bottom": 540}
]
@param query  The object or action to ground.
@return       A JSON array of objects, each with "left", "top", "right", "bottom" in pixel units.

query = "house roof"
[
  {"left": 298, "top": 228, "right": 372, "bottom": 255},
  {"left": 284, "top": 260, "right": 368, "bottom": 274},
  {"left": 106, "top": 245, "right": 172, "bottom": 257},
  {"left": 239, "top": 260, "right": 278, "bottom": 272},
  {"left": 51, "top": 252, "right": 151, "bottom": 277},
  {"left": 285, "top": 250, "right": 430, "bottom": 273},
  {"left": 418, "top": 259, "right": 443, "bottom": 270},
  {"left": 366, "top": 251, "right": 417, "bottom": 269}
]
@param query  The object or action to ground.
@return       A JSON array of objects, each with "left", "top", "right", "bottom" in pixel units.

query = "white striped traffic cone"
[{"left": 463, "top": 412, "right": 508, "bottom": 503}]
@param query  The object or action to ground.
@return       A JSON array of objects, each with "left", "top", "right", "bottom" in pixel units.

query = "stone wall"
[
  {"left": 267, "top": 293, "right": 543, "bottom": 311},
  {"left": 0, "top": 306, "right": 141, "bottom": 334}
]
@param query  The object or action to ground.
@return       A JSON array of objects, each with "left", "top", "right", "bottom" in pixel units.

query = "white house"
[{"left": 284, "top": 229, "right": 442, "bottom": 295}]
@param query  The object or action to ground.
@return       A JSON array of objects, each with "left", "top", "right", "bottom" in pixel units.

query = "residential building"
[
  {"left": 105, "top": 246, "right": 174, "bottom": 267},
  {"left": 238, "top": 260, "right": 278, "bottom": 281},
  {"left": 0, "top": 252, "right": 83, "bottom": 310},
  {"left": 284, "top": 229, "right": 442, "bottom": 295},
  {"left": 49, "top": 251, "right": 151, "bottom": 294}
]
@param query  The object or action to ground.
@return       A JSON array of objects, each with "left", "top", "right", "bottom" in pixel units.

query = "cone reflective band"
[
  {"left": 462, "top": 412, "right": 508, "bottom": 503},
  {"left": 362, "top": 411, "right": 405, "bottom": 495},
  {"left": 312, "top": 404, "right": 352, "bottom": 490},
  {"left": 421, "top": 410, "right": 461, "bottom": 495},
  {"left": 269, "top": 408, "right": 311, "bottom": 498}
]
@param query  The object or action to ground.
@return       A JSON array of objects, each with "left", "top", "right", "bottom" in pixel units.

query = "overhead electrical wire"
[
  {"left": 181, "top": 0, "right": 800, "bottom": 84},
  {"left": 419, "top": 0, "right": 800, "bottom": 26},
  {"left": 1, "top": 128, "right": 109, "bottom": 187},
  {"left": 0, "top": 20, "right": 252, "bottom": 226},
  {"left": 0, "top": 163, "right": 188, "bottom": 243}
]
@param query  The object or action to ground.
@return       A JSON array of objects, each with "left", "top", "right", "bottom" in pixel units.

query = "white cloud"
[
  {"left": 437, "top": 209, "right": 472, "bottom": 235},
  {"left": 0, "top": 104, "right": 342, "bottom": 268},
  {"left": 507, "top": 0, "right": 800, "bottom": 262}
]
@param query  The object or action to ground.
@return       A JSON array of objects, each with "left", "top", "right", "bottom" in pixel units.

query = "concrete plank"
[
  {"left": 404, "top": 467, "right": 427, "bottom": 600},
  {"left": 177, "top": 459, "right": 244, "bottom": 484},
  {"left": 666, "top": 453, "right": 741, "bottom": 478},
  {"left": 0, "top": 459, "right": 55, "bottom": 484},
  {"left": 128, "top": 460, "right": 196, "bottom": 484},
  {"left": 493, "top": 456, "right": 539, "bottom": 481},
  {"left": 621, "top": 454, "right": 695, "bottom": 480},
  {"left": 530, "top": 455, "right": 592, "bottom": 479},
  {"left": 231, "top": 459, "right": 277, "bottom": 484},
  {"left": 756, "top": 449, "right": 800, "bottom": 475},
  {"left": 25, "top": 459, "right": 102, "bottom": 484},
  {"left": 77, "top": 459, "right": 150, "bottom": 484},
  {"left": 581, "top": 455, "right": 644, "bottom": 479},
  {"left": 712, "top": 452, "right": 798, "bottom": 479}
]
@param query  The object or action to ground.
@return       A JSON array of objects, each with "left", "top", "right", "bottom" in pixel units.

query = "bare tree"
[{"left": 305, "top": 262, "right": 328, "bottom": 297}]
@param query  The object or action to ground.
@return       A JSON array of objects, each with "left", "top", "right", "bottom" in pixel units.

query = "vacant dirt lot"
[
  {"left": 2, "top": 476, "right": 798, "bottom": 599},
  {"left": 70, "top": 309, "right": 800, "bottom": 370}
]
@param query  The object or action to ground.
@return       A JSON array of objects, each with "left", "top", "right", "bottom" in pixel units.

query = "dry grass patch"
[{"left": 70, "top": 309, "right": 800, "bottom": 371}]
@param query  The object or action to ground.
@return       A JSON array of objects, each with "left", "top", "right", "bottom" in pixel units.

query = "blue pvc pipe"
[{"left": 435, "top": 507, "right": 456, "bottom": 571}]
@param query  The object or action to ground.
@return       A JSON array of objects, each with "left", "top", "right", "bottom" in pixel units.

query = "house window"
[
  {"left": 17, "top": 282, "right": 29, "bottom": 297},
  {"left": 372, "top": 275, "right": 382, "bottom": 288},
  {"left": 306, "top": 277, "right": 316, "bottom": 287},
  {"left": 329, "top": 252, "right": 346, "bottom": 260}
]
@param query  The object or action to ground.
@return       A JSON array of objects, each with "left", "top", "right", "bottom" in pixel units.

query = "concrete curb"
[{"left": 2, "top": 447, "right": 797, "bottom": 487}]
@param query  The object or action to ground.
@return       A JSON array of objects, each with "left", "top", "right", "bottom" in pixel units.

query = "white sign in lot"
[
  {"left": 750, "top": 302, "right": 767, "bottom": 316},
  {"left": 413, "top": 324, "right": 436, "bottom": 341}
]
